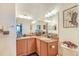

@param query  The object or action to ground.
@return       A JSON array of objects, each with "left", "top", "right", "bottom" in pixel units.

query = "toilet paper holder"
[{"left": 0, "top": 25, "right": 9, "bottom": 35}]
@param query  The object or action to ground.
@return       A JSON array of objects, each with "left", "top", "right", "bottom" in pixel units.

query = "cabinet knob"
[{"left": 50, "top": 45, "right": 55, "bottom": 48}]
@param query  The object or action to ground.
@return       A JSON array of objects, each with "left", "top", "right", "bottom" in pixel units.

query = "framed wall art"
[{"left": 63, "top": 5, "right": 78, "bottom": 28}]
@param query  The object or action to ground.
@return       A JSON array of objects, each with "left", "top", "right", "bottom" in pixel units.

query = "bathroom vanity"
[{"left": 16, "top": 36, "right": 58, "bottom": 56}]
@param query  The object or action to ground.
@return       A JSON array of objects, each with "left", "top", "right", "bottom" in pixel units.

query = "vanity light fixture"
[
  {"left": 32, "top": 20, "right": 36, "bottom": 24},
  {"left": 45, "top": 8, "right": 58, "bottom": 18},
  {"left": 17, "top": 15, "right": 33, "bottom": 19},
  {"left": 45, "top": 12, "right": 51, "bottom": 18},
  {"left": 44, "top": 20, "right": 51, "bottom": 23},
  {"left": 51, "top": 8, "right": 58, "bottom": 15}
]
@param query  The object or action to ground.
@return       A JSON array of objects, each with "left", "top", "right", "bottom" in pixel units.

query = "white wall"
[
  {"left": 0, "top": 4, "right": 16, "bottom": 56},
  {"left": 58, "top": 3, "right": 79, "bottom": 55}
]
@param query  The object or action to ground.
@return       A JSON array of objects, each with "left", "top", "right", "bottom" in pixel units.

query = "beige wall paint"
[
  {"left": 58, "top": 3, "right": 79, "bottom": 55},
  {"left": 0, "top": 4, "right": 16, "bottom": 56}
]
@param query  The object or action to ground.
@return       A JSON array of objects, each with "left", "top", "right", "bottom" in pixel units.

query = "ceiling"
[{"left": 16, "top": 3, "right": 58, "bottom": 20}]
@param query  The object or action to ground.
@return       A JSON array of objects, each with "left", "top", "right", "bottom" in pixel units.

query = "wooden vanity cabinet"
[
  {"left": 16, "top": 37, "right": 58, "bottom": 56},
  {"left": 36, "top": 39, "right": 41, "bottom": 55},
  {"left": 28, "top": 38, "right": 36, "bottom": 54}
]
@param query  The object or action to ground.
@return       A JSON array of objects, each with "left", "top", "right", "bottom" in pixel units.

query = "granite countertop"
[{"left": 16, "top": 36, "right": 58, "bottom": 43}]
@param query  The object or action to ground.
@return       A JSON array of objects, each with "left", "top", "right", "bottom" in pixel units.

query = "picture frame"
[{"left": 63, "top": 5, "right": 78, "bottom": 28}]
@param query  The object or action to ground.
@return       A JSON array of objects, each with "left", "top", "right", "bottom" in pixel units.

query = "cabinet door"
[
  {"left": 28, "top": 38, "right": 36, "bottom": 54},
  {"left": 21, "top": 39, "right": 28, "bottom": 56},
  {"left": 48, "top": 41, "right": 58, "bottom": 56},
  {"left": 16, "top": 40, "right": 23, "bottom": 56},
  {"left": 21, "top": 39, "right": 25, "bottom": 55},
  {"left": 16, "top": 39, "right": 28, "bottom": 56},
  {"left": 36, "top": 39, "right": 40, "bottom": 55},
  {"left": 40, "top": 41, "right": 48, "bottom": 56},
  {"left": 24, "top": 39, "right": 28, "bottom": 55}
]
